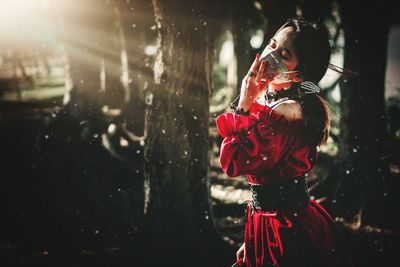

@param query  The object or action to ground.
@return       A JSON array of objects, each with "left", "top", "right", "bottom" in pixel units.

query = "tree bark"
[
  {"left": 143, "top": 0, "right": 221, "bottom": 263},
  {"left": 231, "top": 0, "right": 259, "bottom": 95},
  {"left": 336, "top": 1, "right": 390, "bottom": 226}
]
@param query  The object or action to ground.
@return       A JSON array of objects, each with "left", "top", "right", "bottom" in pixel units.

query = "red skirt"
[{"left": 236, "top": 201, "right": 353, "bottom": 267}]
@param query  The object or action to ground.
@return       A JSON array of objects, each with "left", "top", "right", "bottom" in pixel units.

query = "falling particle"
[
  {"left": 345, "top": 170, "right": 350, "bottom": 174},
  {"left": 162, "top": 129, "right": 166, "bottom": 134},
  {"left": 383, "top": 192, "right": 387, "bottom": 197},
  {"left": 193, "top": 115, "right": 197, "bottom": 120},
  {"left": 246, "top": 160, "right": 250, "bottom": 164},
  {"left": 108, "top": 123, "right": 116, "bottom": 134},
  {"left": 150, "top": 25, "right": 156, "bottom": 30},
  {"left": 194, "top": 158, "right": 198, "bottom": 162},
  {"left": 203, "top": 21, "right": 207, "bottom": 26},
  {"left": 262, "top": 156, "right": 267, "bottom": 161},
  {"left": 194, "top": 27, "right": 198, "bottom": 31},
  {"left": 136, "top": 150, "right": 141, "bottom": 154},
  {"left": 80, "top": 79, "right": 84, "bottom": 84},
  {"left": 93, "top": 133, "right": 98, "bottom": 138},
  {"left": 135, "top": 170, "right": 140, "bottom": 174},
  {"left": 44, "top": 135, "right": 49, "bottom": 139},
  {"left": 184, "top": 151, "right": 188, "bottom": 155},
  {"left": 94, "top": 230, "right": 99, "bottom": 234},
  {"left": 205, "top": 215, "right": 209, "bottom": 220},
  {"left": 169, "top": 160, "right": 172, "bottom": 164},
  {"left": 117, "top": 188, "right": 121, "bottom": 192},
  {"left": 120, "top": 138, "right": 129, "bottom": 147},
  {"left": 132, "top": 24, "right": 136, "bottom": 28},
  {"left": 294, "top": 179, "right": 298, "bottom": 184},
  {"left": 51, "top": 113, "right": 56, "bottom": 118},
  {"left": 353, "top": 148, "right": 358, "bottom": 153},
  {"left": 179, "top": 104, "right": 183, "bottom": 108}
]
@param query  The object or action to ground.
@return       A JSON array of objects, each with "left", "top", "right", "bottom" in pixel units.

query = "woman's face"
[{"left": 264, "top": 26, "right": 298, "bottom": 71}]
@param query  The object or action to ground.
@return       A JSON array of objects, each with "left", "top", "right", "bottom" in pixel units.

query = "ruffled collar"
[
  {"left": 264, "top": 81, "right": 321, "bottom": 102},
  {"left": 268, "top": 86, "right": 301, "bottom": 101}
]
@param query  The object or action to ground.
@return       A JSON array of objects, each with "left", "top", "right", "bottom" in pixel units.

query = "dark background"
[{"left": 0, "top": 0, "right": 399, "bottom": 266}]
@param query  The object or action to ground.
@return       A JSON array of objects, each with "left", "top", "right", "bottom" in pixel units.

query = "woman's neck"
[
  {"left": 267, "top": 81, "right": 293, "bottom": 94},
  {"left": 264, "top": 83, "right": 301, "bottom": 102}
]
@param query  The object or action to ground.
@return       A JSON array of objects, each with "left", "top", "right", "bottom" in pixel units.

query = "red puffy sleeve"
[{"left": 216, "top": 102, "right": 303, "bottom": 177}]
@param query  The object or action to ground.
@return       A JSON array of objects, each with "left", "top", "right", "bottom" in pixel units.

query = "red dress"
[{"left": 216, "top": 102, "right": 352, "bottom": 267}]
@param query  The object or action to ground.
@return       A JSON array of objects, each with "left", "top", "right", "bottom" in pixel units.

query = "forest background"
[{"left": 0, "top": 0, "right": 399, "bottom": 266}]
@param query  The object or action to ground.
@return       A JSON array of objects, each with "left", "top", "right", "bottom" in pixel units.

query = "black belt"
[{"left": 249, "top": 176, "right": 310, "bottom": 211}]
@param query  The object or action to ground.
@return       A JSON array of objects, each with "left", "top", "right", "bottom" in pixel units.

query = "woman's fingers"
[
  {"left": 236, "top": 243, "right": 246, "bottom": 263},
  {"left": 248, "top": 53, "right": 261, "bottom": 76},
  {"left": 256, "top": 61, "right": 266, "bottom": 84},
  {"left": 236, "top": 251, "right": 241, "bottom": 262},
  {"left": 242, "top": 244, "right": 246, "bottom": 263},
  {"left": 260, "top": 79, "right": 269, "bottom": 92}
]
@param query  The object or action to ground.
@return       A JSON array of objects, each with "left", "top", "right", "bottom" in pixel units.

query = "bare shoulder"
[{"left": 272, "top": 100, "right": 303, "bottom": 121}]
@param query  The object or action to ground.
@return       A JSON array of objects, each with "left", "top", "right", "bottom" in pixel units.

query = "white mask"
[{"left": 259, "top": 50, "right": 290, "bottom": 83}]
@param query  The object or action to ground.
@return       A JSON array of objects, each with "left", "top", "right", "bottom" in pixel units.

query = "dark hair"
[
  {"left": 280, "top": 18, "right": 332, "bottom": 83},
  {"left": 278, "top": 19, "right": 332, "bottom": 146},
  {"left": 300, "top": 94, "right": 330, "bottom": 147}
]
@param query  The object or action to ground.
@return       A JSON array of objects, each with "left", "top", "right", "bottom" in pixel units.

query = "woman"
[{"left": 216, "top": 19, "right": 353, "bottom": 267}]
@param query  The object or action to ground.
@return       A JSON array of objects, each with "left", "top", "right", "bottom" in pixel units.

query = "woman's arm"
[{"left": 216, "top": 109, "right": 286, "bottom": 177}]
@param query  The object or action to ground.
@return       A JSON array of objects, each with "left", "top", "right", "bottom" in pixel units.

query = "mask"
[{"left": 259, "top": 50, "right": 289, "bottom": 83}]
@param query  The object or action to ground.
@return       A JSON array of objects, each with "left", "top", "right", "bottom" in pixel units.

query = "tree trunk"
[
  {"left": 143, "top": 0, "right": 222, "bottom": 264},
  {"left": 336, "top": 1, "right": 390, "bottom": 226},
  {"left": 231, "top": 0, "right": 257, "bottom": 95}
]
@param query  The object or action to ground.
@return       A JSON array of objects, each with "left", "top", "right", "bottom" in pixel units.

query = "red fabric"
[
  {"left": 216, "top": 102, "right": 314, "bottom": 184},
  {"left": 216, "top": 102, "right": 352, "bottom": 267}
]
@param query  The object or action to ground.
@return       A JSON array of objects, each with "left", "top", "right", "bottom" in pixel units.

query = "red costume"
[{"left": 216, "top": 102, "right": 352, "bottom": 267}]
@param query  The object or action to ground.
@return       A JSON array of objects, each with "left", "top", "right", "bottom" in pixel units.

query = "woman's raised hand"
[{"left": 238, "top": 53, "right": 269, "bottom": 112}]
